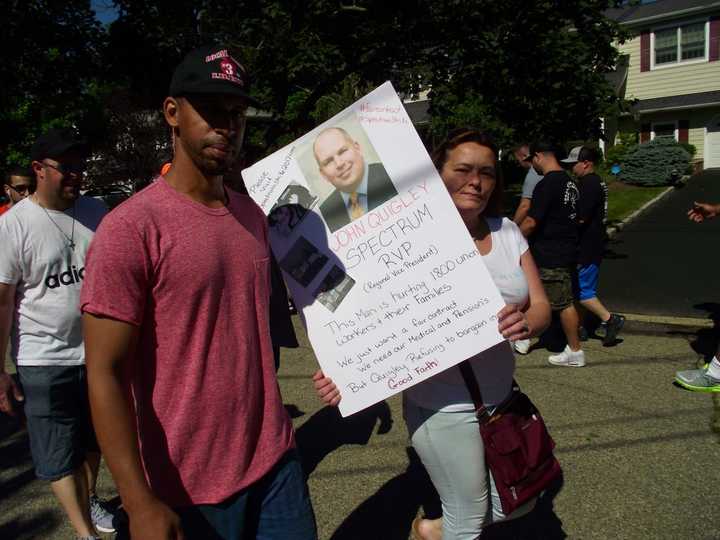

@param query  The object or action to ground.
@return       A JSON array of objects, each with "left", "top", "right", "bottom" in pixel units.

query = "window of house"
[
  {"left": 653, "top": 21, "right": 707, "bottom": 66},
  {"left": 680, "top": 23, "right": 705, "bottom": 60},
  {"left": 654, "top": 28, "right": 678, "bottom": 64},
  {"left": 652, "top": 122, "right": 677, "bottom": 141}
]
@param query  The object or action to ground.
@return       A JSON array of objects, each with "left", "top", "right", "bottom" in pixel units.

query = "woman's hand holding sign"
[{"left": 497, "top": 304, "right": 531, "bottom": 343}]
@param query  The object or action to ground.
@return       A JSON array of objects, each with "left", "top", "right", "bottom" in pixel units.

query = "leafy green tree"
[
  {"left": 85, "top": 89, "right": 170, "bottom": 188},
  {"left": 104, "top": 0, "right": 424, "bottom": 158},
  {"left": 1, "top": 0, "right": 629, "bottom": 184},
  {"left": 418, "top": 0, "right": 629, "bottom": 148},
  {"left": 0, "top": 0, "right": 104, "bottom": 168},
  {"left": 104, "top": 0, "right": 627, "bottom": 154}
]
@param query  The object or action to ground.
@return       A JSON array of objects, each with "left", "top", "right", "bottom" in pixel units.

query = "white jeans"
[
  {"left": 404, "top": 398, "right": 535, "bottom": 540},
  {"left": 403, "top": 399, "right": 505, "bottom": 540}
]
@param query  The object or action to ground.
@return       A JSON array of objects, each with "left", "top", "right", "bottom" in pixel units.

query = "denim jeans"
[{"left": 176, "top": 449, "right": 317, "bottom": 540}]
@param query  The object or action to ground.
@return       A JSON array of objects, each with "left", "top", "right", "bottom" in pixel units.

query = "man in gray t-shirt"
[{"left": 512, "top": 144, "right": 543, "bottom": 225}]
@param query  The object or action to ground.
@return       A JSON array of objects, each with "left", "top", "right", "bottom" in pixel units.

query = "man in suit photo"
[{"left": 313, "top": 127, "right": 397, "bottom": 232}]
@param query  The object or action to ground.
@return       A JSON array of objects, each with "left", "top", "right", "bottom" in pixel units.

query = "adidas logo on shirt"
[{"left": 45, "top": 266, "right": 85, "bottom": 289}]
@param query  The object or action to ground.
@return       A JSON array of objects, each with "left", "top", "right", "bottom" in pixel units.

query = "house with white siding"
[{"left": 606, "top": 0, "right": 720, "bottom": 169}]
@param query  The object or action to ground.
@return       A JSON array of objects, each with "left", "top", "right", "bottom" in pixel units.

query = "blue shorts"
[
  {"left": 176, "top": 449, "right": 317, "bottom": 540},
  {"left": 577, "top": 264, "right": 600, "bottom": 301},
  {"left": 17, "top": 365, "right": 99, "bottom": 481}
]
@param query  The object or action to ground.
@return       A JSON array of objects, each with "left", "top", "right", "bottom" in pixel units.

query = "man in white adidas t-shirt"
[{"left": 0, "top": 129, "right": 112, "bottom": 538}]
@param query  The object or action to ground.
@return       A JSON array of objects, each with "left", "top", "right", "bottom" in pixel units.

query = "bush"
[
  {"left": 679, "top": 142, "right": 697, "bottom": 159},
  {"left": 620, "top": 138, "right": 690, "bottom": 186},
  {"left": 605, "top": 144, "right": 627, "bottom": 168},
  {"left": 605, "top": 131, "right": 637, "bottom": 168}
]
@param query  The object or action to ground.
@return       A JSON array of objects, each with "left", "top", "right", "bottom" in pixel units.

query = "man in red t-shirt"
[{"left": 81, "top": 46, "right": 317, "bottom": 539}]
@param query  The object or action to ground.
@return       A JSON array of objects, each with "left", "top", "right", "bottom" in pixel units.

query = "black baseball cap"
[
  {"left": 524, "top": 142, "right": 566, "bottom": 162},
  {"left": 30, "top": 128, "right": 89, "bottom": 162},
  {"left": 169, "top": 45, "right": 260, "bottom": 107}
]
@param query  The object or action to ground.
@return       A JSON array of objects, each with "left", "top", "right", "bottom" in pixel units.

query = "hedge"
[{"left": 620, "top": 138, "right": 690, "bottom": 186}]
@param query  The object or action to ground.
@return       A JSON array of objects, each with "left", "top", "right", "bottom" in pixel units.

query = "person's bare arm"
[
  {"left": 513, "top": 198, "right": 531, "bottom": 225},
  {"left": 518, "top": 216, "right": 537, "bottom": 238},
  {"left": 519, "top": 249, "right": 551, "bottom": 337},
  {"left": 497, "top": 250, "right": 550, "bottom": 340},
  {"left": 83, "top": 313, "right": 184, "bottom": 540},
  {"left": 0, "top": 283, "right": 23, "bottom": 415}
]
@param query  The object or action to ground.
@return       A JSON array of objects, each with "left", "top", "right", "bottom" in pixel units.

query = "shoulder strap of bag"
[{"left": 458, "top": 361, "right": 488, "bottom": 418}]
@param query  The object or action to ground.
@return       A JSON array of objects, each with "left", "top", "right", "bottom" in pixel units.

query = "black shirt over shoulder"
[
  {"left": 577, "top": 173, "right": 608, "bottom": 265},
  {"left": 527, "top": 170, "right": 579, "bottom": 268}
]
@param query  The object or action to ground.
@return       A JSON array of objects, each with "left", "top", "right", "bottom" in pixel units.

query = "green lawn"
[{"left": 606, "top": 181, "right": 667, "bottom": 224}]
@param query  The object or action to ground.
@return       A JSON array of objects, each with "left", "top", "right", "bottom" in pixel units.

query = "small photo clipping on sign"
[
  {"left": 313, "top": 265, "right": 356, "bottom": 313},
  {"left": 279, "top": 235, "right": 329, "bottom": 288},
  {"left": 268, "top": 182, "right": 319, "bottom": 238}
]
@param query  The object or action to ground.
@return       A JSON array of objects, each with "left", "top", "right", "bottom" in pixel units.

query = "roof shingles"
[{"left": 607, "top": 0, "right": 720, "bottom": 26}]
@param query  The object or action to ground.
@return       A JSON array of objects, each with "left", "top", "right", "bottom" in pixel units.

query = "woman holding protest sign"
[{"left": 314, "top": 128, "right": 551, "bottom": 540}]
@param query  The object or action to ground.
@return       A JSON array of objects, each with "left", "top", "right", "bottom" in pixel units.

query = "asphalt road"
[
  {"left": 2, "top": 320, "right": 719, "bottom": 540},
  {"left": 602, "top": 169, "right": 720, "bottom": 320}
]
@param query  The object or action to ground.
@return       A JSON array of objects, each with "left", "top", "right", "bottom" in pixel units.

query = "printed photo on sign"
[
  {"left": 279, "top": 236, "right": 329, "bottom": 287},
  {"left": 268, "top": 182, "right": 318, "bottom": 237},
  {"left": 313, "top": 265, "right": 356, "bottom": 312},
  {"left": 272, "top": 182, "right": 318, "bottom": 211},
  {"left": 296, "top": 114, "right": 398, "bottom": 233}
]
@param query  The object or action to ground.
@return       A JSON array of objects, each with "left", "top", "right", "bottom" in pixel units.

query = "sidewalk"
[{"left": 2, "top": 323, "right": 719, "bottom": 539}]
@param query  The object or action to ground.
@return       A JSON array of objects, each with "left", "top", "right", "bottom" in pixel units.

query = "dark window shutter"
[
  {"left": 640, "top": 31, "right": 651, "bottom": 71},
  {"left": 640, "top": 124, "right": 651, "bottom": 143},
  {"left": 710, "top": 17, "right": 719, "bottom": 62},
  {"left": 679, "top": 120, "right": 689, "bottom": 142}
]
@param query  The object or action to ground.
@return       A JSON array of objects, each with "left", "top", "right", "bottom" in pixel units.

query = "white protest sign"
[{"left": 243, "top": 82, "right": 506, "bottom": 417}]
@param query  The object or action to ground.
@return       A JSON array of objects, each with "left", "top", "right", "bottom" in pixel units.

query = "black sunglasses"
[
  {"left": 8, "top": 183, "right": 30, "bottom": 194},
  {"left": 43, "top": 161, "right": 87, "bottom": 176}
]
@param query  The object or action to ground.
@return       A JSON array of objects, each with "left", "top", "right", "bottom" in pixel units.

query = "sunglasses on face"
[
  {"left": 8, "top": 183, "right": 30, "bottom": 194},
  {"left": 43, "top": 161, "right": 87, "bottom": 176}
]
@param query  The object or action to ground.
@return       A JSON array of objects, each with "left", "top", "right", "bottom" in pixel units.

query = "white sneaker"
[
  {"left": 548, "top": 345, "right": 586, "bottom": 367},
  {"left": 513, "top": 339, "right": 531, "bottom": 355}
]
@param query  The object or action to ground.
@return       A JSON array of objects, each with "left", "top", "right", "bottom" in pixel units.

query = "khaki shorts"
[{"left": 539, "top": 267, "right": 576, "bottom": 311}]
